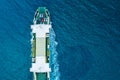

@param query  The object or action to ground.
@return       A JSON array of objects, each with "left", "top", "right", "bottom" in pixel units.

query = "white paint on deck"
[{"left": 31, "top": 24, "right": 51, "bottom": 37}]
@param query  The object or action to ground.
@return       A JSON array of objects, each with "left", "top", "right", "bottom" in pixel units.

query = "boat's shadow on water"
[{"left": 59, "top": 45, "right": 94, "bottom": 80}]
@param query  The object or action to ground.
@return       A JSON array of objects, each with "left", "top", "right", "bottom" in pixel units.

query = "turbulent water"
[
  {"left": 0, "top": 0, "right": 120, "bottom": 80},
  {"left": 50, "top": 28, "right": 60, "bottom": 80}
]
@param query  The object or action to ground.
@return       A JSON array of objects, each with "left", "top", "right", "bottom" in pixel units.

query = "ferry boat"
[{"left": 30, "top": 7, "right": 51, "bottom": 80}]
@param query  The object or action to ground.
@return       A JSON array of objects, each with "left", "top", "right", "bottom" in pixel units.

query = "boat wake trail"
[{"left": 50, "top": 28, "right": 60, "bottom": 80}]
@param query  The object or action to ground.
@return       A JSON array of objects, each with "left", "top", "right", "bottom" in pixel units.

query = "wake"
[{"left": 50, "top": 28, "right": 60, "bottom": 80}]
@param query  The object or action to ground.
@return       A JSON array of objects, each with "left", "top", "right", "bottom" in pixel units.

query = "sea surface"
[{"left": 0, "top": 0, "right": 120, "bottom": 80}]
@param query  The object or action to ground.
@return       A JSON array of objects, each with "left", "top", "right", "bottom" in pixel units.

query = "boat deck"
[{"left": 36, "top": 73, "right": 47, "bottom": 80}]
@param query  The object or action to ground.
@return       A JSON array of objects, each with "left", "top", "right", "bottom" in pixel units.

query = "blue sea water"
[{"left": 0, "top": 0, "right": 120, "bottom": 80}]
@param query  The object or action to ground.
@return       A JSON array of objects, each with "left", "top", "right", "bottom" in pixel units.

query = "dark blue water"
[{"left": 0, "top": 0, "right": 120, "bottom": 80}]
